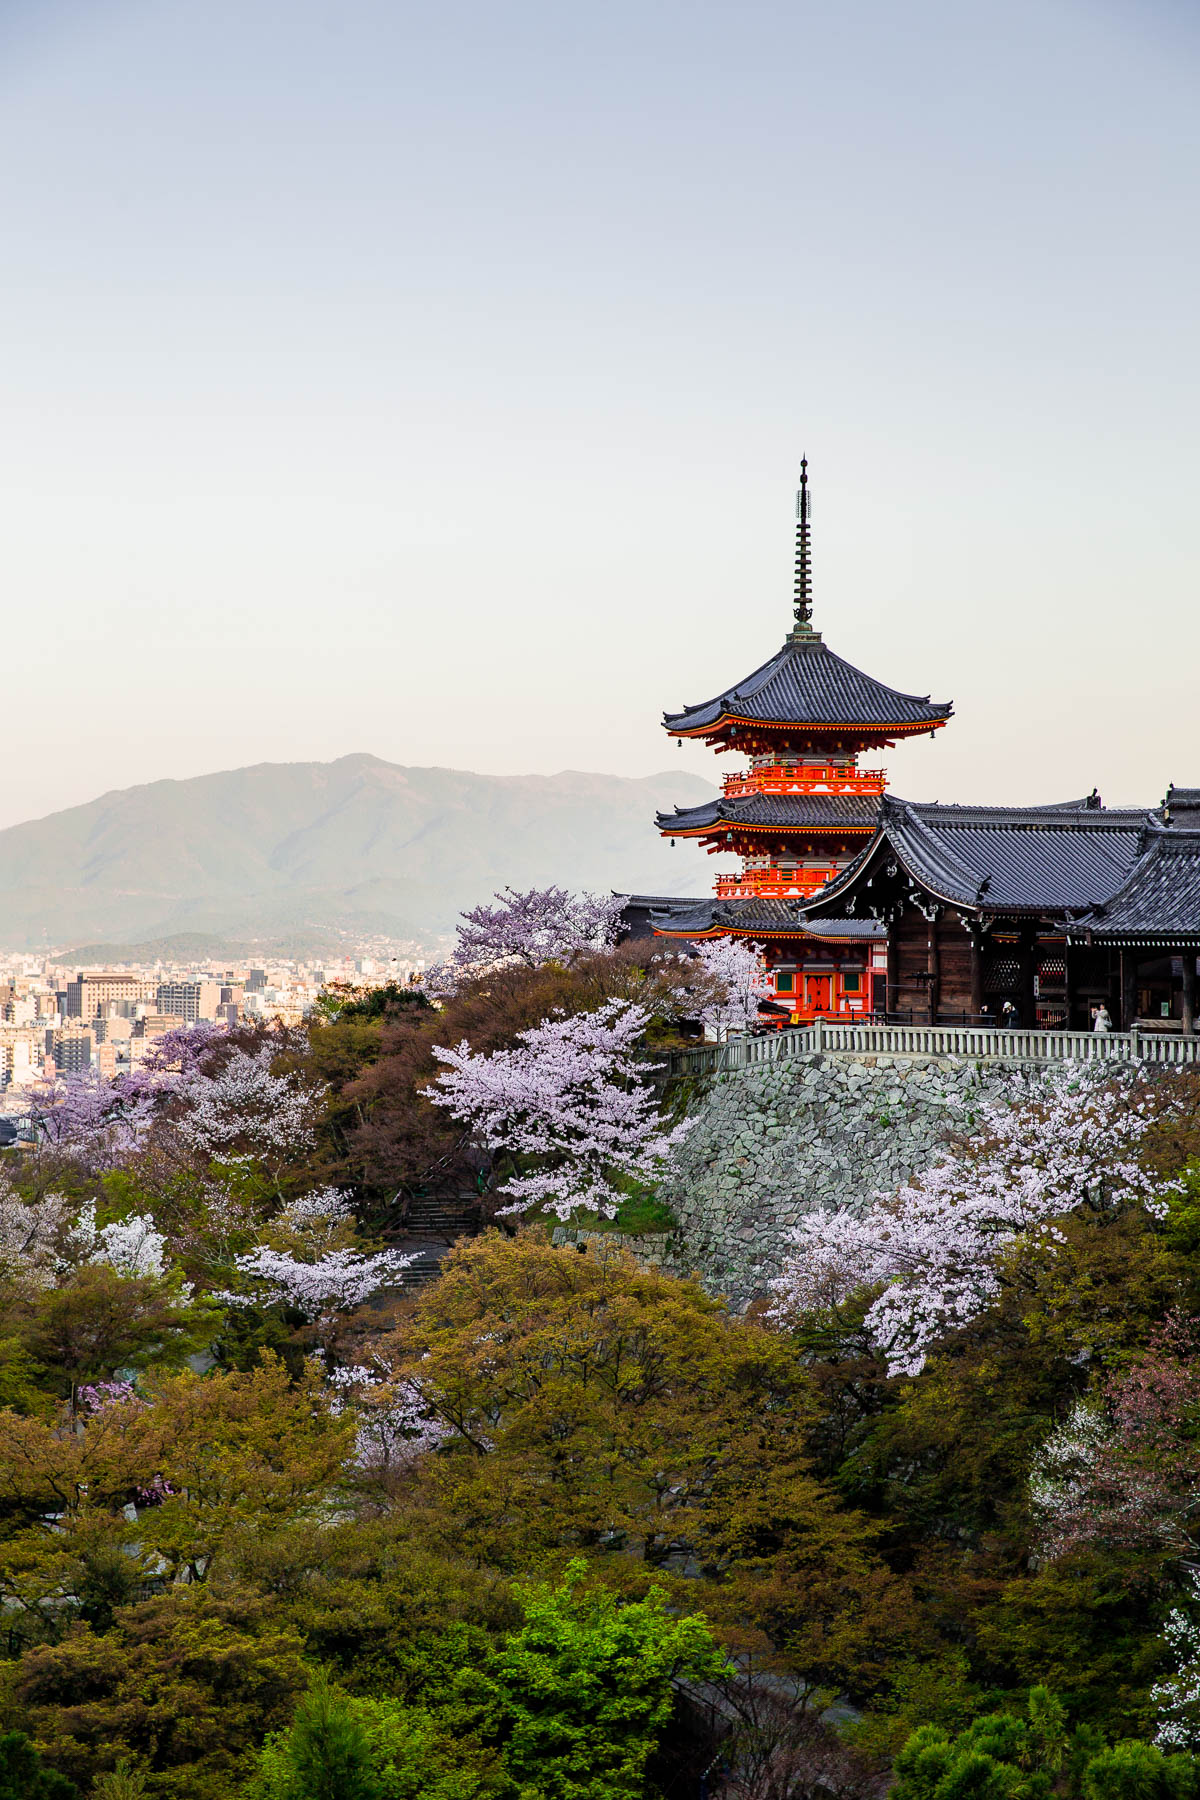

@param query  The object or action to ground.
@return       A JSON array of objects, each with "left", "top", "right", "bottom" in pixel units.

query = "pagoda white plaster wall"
[{"left": 652, "top": 1052, "right": 1047, "bottom": 1307}]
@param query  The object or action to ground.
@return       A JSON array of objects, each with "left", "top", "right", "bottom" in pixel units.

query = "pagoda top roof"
[
  {"left": 663, "top": 630, "right": 954, "bottom": 739},
  {"left": 655, "top": 792, "right": 881, "bottom": 835}
]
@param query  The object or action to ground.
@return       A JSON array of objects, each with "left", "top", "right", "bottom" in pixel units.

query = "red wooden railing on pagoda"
[
  {"left": 715, "top": 867, "right": 842, "bottom": 899},
  {"left": 721, "top": 764, "right": 886, "bottom": 799}
]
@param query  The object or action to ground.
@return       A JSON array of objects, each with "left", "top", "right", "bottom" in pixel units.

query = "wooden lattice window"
[{"left": 986, "top": 958, "right": 1021, "bottom": 993}]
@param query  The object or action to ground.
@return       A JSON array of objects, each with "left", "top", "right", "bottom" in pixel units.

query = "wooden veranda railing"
[{"left": 666, "top": 1019, "right": 1200, "bottom": 1078}]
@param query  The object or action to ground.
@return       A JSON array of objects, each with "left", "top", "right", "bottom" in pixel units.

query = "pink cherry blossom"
[
  {"left": 452, "top": 885, "right": 624, "bottom": 972},
  {"left": 174, "top": 1043, "right": 321, "bottom": 1160},
  {"left": 20, "top": 1069, "right": 158, "bottom": 1169},
  {"left": 689, "top": 938, "right": 770, "bottom": 1040},
  {"left": 143, "top": 1020, "right": 227, "bottom": 1075},
  {"left": 221, "top": 1244, "right": 416, "bottom": 1321},
  {"left": 325, "top": 1363, "right": 448, "bottom": 1469},
  {"left": 769, "top": 1071, "right": 1172, "bottom": 1377},
  {"left": 77, "top": 1380, "right": 141, "bottom": 1414},
  {"left": 426, "top": 997, "right": 692, "bottom": 1221},
  {"left": 0, "top": 1180, "right": 74, "bottom": 1288},
  {"left": 71, "top": 1201, "right": 167, "bottom": 1278},
  {"left": 1031, "top": 1317, "right": 1200, "bottom": 1563},
  {"left": 1154, "top": 1580, "right": 1200, "bottom": 1750}
]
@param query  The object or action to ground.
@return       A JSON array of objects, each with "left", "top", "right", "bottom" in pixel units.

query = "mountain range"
[{"left": 0, "top": 755, "right": 719, "bottom": 954}]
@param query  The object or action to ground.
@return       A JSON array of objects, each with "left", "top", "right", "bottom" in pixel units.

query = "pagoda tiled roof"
[
  {"left": 655, "top": 793, "right": 881, "bottom": 834},
  {"left": 802, "top": 795, "right": 1152, "bottom": 918},
  {"left": 642, "top": 895, "right": 886, "bottom": 942},
  {"left": 664, "top": 632, "right": 953, "bottom": 736},
  {"left": 1069, "top": 825, "right": 1200, "bottom": 944}
]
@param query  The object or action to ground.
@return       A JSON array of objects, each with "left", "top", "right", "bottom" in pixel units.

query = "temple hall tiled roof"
[
  {"left": 663, "top": 633, "right": 953, "bottom": 737},
  {"left": 1069, "top": 827, "right": 1200, "bottom": 944},
  {"left": 655, "top": 793, "right": 881, "bottom": 835},
  {"left": 802, "top": 795, "right": 1152, "bottom": 918},
  {"left": 1163, "top": 786, "right": 1200, "bottom": 827}
]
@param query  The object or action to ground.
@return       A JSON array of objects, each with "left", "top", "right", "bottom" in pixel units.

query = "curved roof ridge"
[
  {"left": 663, "top": 636, "right": 953, "bottom": 736},
  {"left": 886, "top": 799, "right": 981, "bottom": 901},
  {"left": 818, "top": 640, "right": 940, "bottom": 707},
  {"left": 908, "top": 799, "right": 1154, "bottom": 829},
  {"left": 654, "top": 792, "right": 881, "bottom": 834}
]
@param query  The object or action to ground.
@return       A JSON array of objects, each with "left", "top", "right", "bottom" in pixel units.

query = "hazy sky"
[{"left": 2, "top": 0, "right": 1197, "bottom": 829}]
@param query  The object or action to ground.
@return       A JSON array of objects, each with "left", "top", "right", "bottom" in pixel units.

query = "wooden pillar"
[
  {"left": 968, "top": 926, "right": 984, "bottom": 1020},
  {"left": 927, "top": 911, "right": 941, "bottom": 1024},
  {"left": 1183, "top": 952, "right": 1196, "bottom": 1038},
  {"left": 886, "top": 923, "right": 899, "bottom": 1021},
  {"left": 1020, "top": 926, "right": 1037, "bottom": 1029},
  {"left": 1121, "top": 949, "right": 1137, "bottom": 1032}
]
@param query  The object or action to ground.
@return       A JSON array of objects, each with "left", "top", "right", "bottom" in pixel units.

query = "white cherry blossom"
[
  {"left": 222, "top": 1244, "right": 415, "bottom": 1320},
  {"left": 768, "top": 1071, "right": 1171, "bottom": 1377},
  {"left": 427, "top": 998, "right": 691, "bottom": 1221}
]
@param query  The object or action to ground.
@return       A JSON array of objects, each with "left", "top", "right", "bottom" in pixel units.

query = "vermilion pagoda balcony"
[
  {"left": 714, "top": 866, "right": 844, "bottom": 899},
  {"left": 721, "top": 763, "right": 886, "bottom": 799}
]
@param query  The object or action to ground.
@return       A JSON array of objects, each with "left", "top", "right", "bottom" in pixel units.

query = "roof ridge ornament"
[{"left": 789, "top": 458, "right": 822, "bottom": 644}]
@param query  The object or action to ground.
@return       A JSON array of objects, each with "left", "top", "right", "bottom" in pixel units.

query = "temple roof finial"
[{"left": 792, "top": 458, "right": 814, "bottom": 634}]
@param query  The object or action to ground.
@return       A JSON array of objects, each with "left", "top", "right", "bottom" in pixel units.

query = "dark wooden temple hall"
[{"left": 799, "top": 789, "right": 1200, "bottom": 1034}]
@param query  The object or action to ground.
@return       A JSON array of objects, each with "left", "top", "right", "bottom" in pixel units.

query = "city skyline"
[{"left": 2, "top": 0, "right": 1197, "bottom": 830}]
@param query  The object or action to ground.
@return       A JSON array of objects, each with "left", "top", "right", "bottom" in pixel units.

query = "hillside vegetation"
[{"left": 2, "top": 902, "right": 1200, "bottom": 1797}]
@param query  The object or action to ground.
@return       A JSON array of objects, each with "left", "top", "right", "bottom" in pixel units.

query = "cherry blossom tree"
[
  {"left": 221, "top": 1244, "right": 416, "bottom": 1324},
  {"left": 1031, "top": 1318, "right": 1200, "bottom": 1564},
  {"left": 325, "top": 1363, "right": 448, "bottom": 1470},
  {"left": 275, "top": 1185, "right": 355, "bottom": 1236},
  {"left": 173, "top": 1042, "right": 321, "bottom": 1190},
  {"left": 1154, "top": 1585, "right": 1200, "bottom": 1750},
  {"left": 144, "top": 1020, "right": 226, "bottom": 1074},
  {"left": 689, "top": 937, "right": 770, "bottom": 1040},
  {"left": 20, "top": 1069, "right": 158, "bottom": 1169},
  {"left": 426, "top": 998, "right": 692, "bottom": 1221},
  {"left": 768, "top": 1072, "right": 1173, "bottom": 1378},
  {"left": 70, "top": 1201, "right": 167, "bottom": 1279},
  {"left": 0, "top": 1178, "right": 73, "bottom": 1289},
  {"left": 452, "top": 885, "right": 624, "bottom": 971}
]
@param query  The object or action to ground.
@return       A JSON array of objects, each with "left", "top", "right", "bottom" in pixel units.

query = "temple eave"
[
  {"left": 657, "top": 824, "right": 878, "bottom": 840},
  {"left": 666, "top": 715, "right": 948, "bottom": 741}
]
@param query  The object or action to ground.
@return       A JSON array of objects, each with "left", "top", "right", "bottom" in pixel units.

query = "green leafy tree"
[
  {"left": 18, "top": 1264, "right": 215, "bottom": 1393},
  {"left": 465, "top": 1558, "right": 729, "bottom": 1800},
  {"left": 387, "top": 1231, "right": 922, "bottom": 1702},
  {"left": 254, "top": 1680, "right": 384, "bottom": 1800},
  {"left": 253, "top": 1678, "right": 504, "bottom": 1800},
  {"left": 0, "top": 1729, "right": 77, "bottom": 1799},
  {"left": 1082, "top": 1740, "right": 1199, "bottom": 1798},
  {"left": 91, "top": 1761, "right": 149, "bottom": 1799},
  {"left": 892, "top": 1689, "right": 1200, "bottom": 1800},
  {"left": 3, "top": 1588, "right": 307, "bottom": 1799}
]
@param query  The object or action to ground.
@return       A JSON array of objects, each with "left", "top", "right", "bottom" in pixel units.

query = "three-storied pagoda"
[{"left": 640, "top": 464, "right": 953, "bottom": 1018}]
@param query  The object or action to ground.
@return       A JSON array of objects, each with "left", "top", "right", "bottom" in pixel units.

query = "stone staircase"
[
  {"left": 403, "top": 1194, "right": 483, "bottom": 1241},
  {"left": 380, "top": 1193, "right": 484, "bottom": 1295}
]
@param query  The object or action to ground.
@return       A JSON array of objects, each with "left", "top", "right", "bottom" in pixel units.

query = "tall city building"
[
  {"left": 50, "top": 1031, "right": 93, "bottom": 1075},
  {"left": 155, "top": 981, "right": 221, "bottom": 1022},
  {"left": 65, "top": 971, "right": 153, "bottom": 1019}
]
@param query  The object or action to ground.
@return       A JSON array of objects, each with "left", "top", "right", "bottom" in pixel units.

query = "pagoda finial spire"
[{"left": 792, "top": 458, "right": 813, "bottom": 632}]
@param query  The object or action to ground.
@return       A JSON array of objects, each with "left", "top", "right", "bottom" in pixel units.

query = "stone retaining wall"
[{"left": 656, "top": 1052, "right": 1049, "bottom": 1306}]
